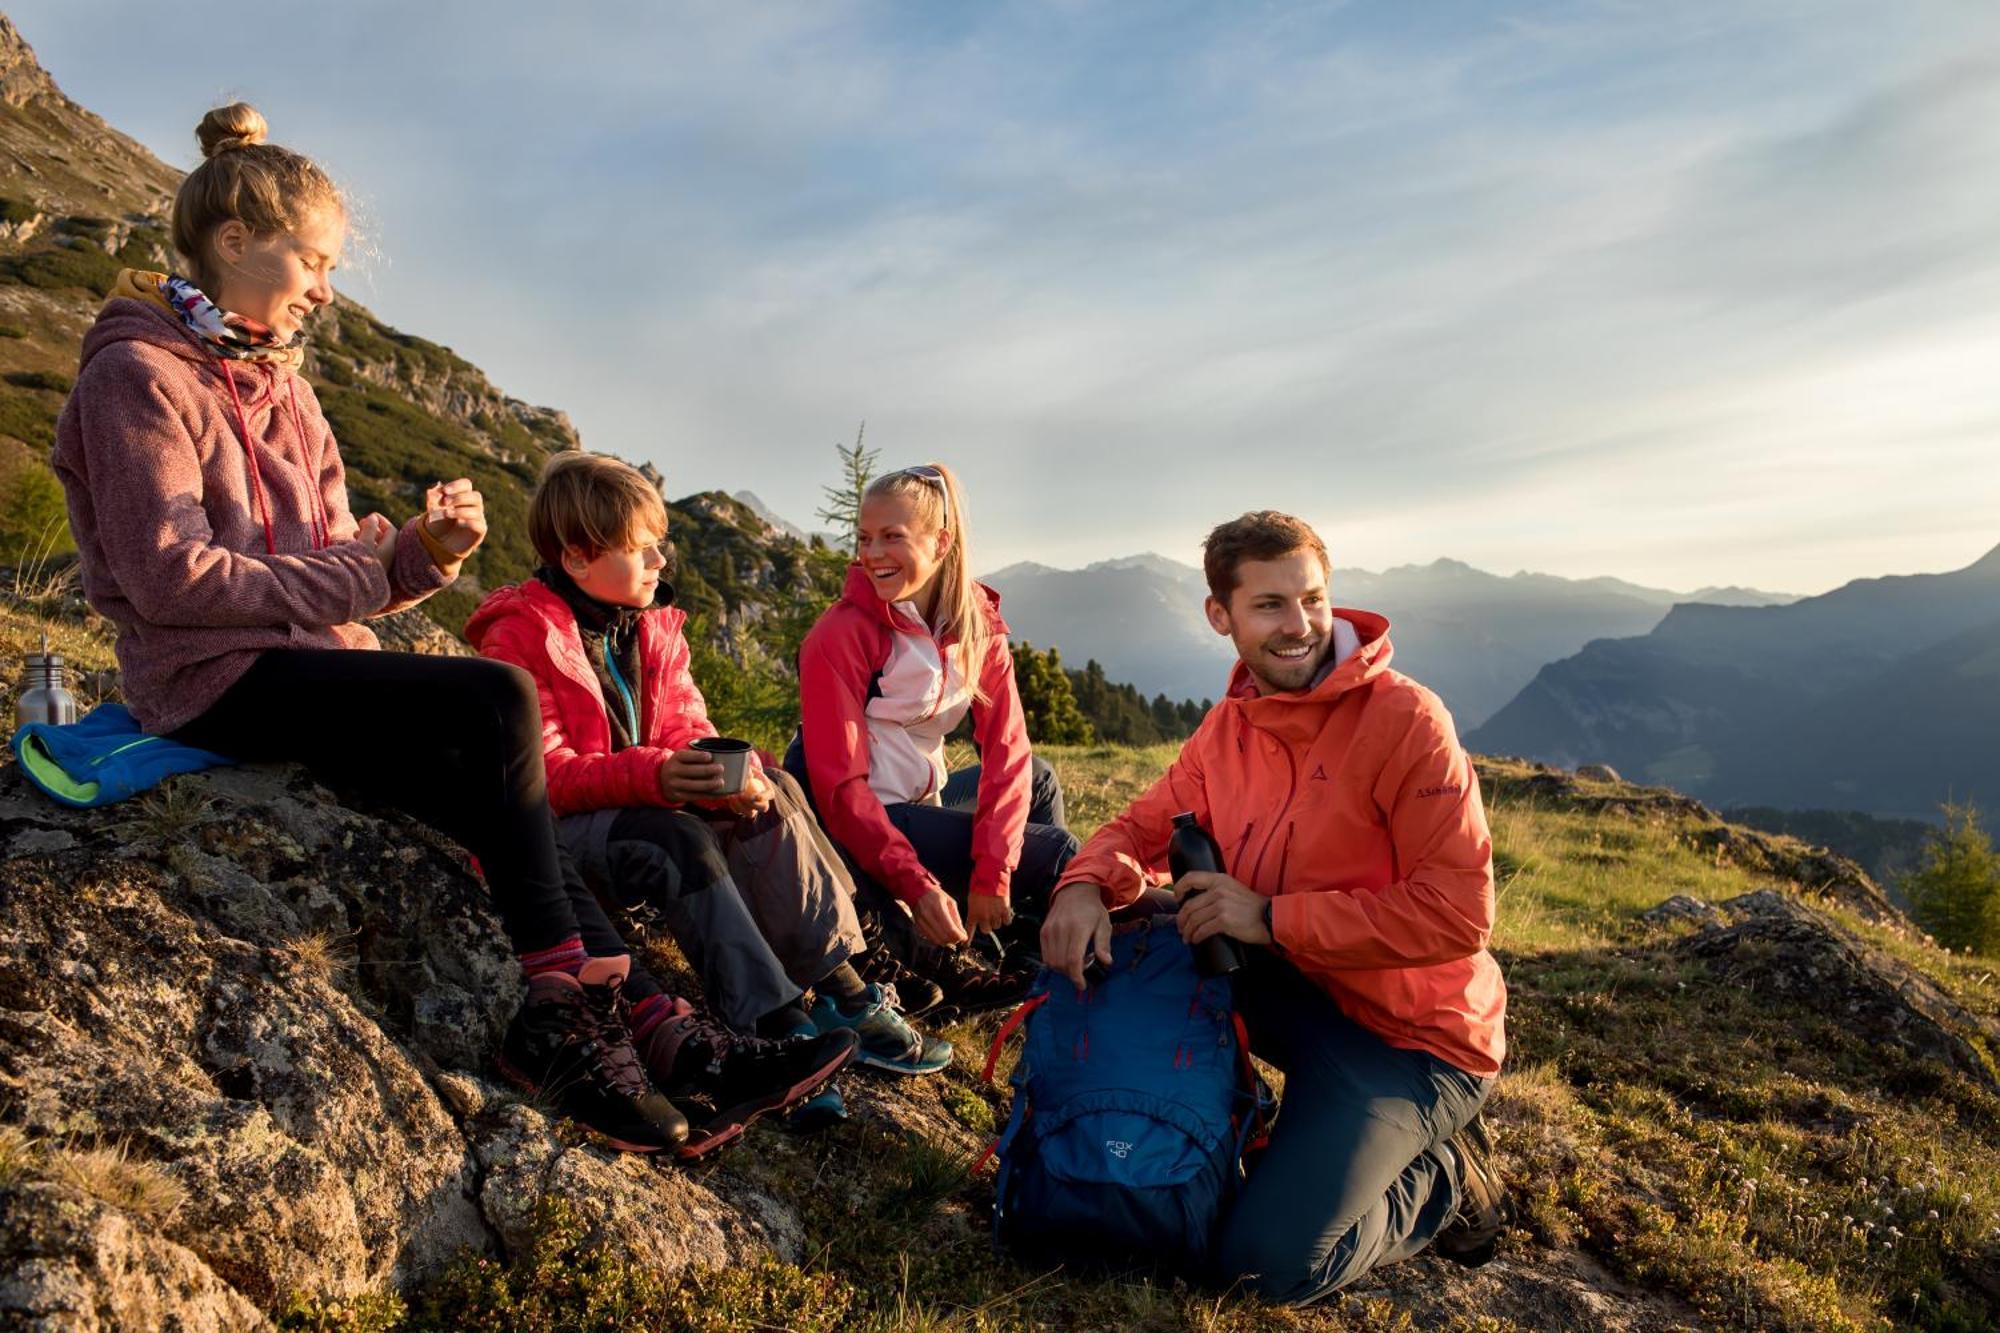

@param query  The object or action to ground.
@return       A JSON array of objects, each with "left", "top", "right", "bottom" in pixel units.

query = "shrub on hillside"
[
  {"left": 4, "top": 369, "right": 73, "bottom": 394},
  {"left": 1011, "top": 640, "right": 1094, "bottom": 745},
  {"left": 0, "top": 455, "right": 73, "bottom": 568},
  {"left": 0, "top": 240, "right": 122, "bottom": 296},
  {"left": 1903, "top": 800, "right": 2000, "bottom": 956},
  {"left": 0, "top": 386, "right": 58, "bottom": 448}
]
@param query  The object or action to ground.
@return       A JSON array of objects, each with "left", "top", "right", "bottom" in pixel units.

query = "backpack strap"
[
  {"left": 1230, "top": 1011, "right": 1272, "bottom": 1153},
  {"left": 980, "top": 991, "right": 1050, "bottom": 1084}
]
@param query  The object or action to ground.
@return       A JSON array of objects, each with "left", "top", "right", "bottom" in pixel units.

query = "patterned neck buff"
[{"left": 109, "top": 269, "right": 307, "bottom": 371}]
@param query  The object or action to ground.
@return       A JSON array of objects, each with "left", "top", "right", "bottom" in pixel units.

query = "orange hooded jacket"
[{"left": 1055, "top": 608, "right": 1506, "bottom": 1077}]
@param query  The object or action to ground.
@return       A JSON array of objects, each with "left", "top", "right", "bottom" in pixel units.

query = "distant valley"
[
  {"left": 1468, "top": 544, "right": 2000, "bottom": 819},
  {"left": 983, "top": 552, "right": 1796, "bottom": 726}
]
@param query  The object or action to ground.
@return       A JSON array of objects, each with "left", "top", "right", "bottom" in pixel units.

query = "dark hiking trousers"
[
  {"left": 782, "top": 738, "right": 1078, "bottom": 947},
  {"left": 1214, "top": 949, "right": 1492, "bottom": 1305},
  {"left": 173, "top": 648, "right": 592, "bottom": 958},
  {"left": 557, "top": 768, "right": 865, "bottom": 1031}
]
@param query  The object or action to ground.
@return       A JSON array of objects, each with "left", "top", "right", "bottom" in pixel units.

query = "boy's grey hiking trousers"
[
  {"left": 557, "top": 768, "right": 867, "bottom": 1032},
  {"left": 1215, "top": 949, "right": 1493, "bottom": 1305}
]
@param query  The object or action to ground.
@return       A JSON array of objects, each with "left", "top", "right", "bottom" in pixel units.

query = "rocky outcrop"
[
  {"left": 1675, "top": 890, "right": 2000, "bottom": 1093},
  {"left": 0, "top": 761, "right": 807, "bottom": 1323},
  {"left": 1477, "top": 757, "right": 1903, "bottom": 925},
  {"left": 0, "top": 1184, "right": 264, "bottom": 1331},
  {"left": 0, "top": 18, "right": 65, "bottom": 113}
]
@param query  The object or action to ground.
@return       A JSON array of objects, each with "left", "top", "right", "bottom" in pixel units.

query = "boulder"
[
  {"left": 1675, "top": 890, "right": 2000, "bottom": 1093},
  {"left": 0, "top": 760, "right": 803, "bottom": 1317}
]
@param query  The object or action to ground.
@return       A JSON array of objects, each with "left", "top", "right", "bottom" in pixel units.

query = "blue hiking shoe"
[
  {"left": 809, "top": 983, "right": 953, "bottom": 1076},
  {"left": 784, "top": 1025, "right": 851, "bottom": 1133}
]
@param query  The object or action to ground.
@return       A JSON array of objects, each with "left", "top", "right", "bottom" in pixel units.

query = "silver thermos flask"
[{"left": 16, "top": 633, "right": 78, "bottom": 728}]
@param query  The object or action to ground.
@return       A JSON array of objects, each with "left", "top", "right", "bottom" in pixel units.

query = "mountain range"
[
  {"left": 984, "top": 553, "right": 1796, "bottom": 726},
  {"left": 1468, "top": 543, "right": 2000, "bottom": 818}
]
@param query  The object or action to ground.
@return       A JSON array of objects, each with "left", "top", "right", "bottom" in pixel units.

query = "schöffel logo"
[
  {"left": 1416, "top": 784, "right": 1463, "bottom": 799},
  {"left": 1105, "top": 1140, "right": 1132, "bottom": 1159}
]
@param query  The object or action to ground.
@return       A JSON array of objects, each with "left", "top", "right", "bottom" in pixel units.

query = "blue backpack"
[{"left": 981, "top": 920, "right": 1265, "bottom": 1273}]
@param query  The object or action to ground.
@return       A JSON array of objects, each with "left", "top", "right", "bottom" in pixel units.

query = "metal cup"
[{"left": 690, "top": 736, "right": 753, "bottom": 796}]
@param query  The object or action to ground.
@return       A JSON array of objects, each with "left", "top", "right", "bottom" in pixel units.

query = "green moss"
[
  {"left": 275, "top": 1289, "right": 408, "bottom": 1332},
  {"left": 403, "top": 1195, "right": 851, "bottom": 1332}
]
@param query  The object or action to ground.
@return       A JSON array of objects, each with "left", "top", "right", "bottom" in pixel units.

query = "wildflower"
[{"left": 1926, "top": 1209, "right": 1939, "bottom": 1221}]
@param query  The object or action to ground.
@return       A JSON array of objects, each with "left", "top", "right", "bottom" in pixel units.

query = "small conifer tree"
[
  {"left": 815, "top": 422, "right": 877, "bottom": 554},
  {"left": 1903, "top": 800, "right": 2000, "bottom": 956},
  {"left": 1010, "top": 642, "right": 1095, "bottom": 746}
]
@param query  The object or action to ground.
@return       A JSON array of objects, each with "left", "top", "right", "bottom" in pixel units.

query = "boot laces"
[{"left": 575, "top": 974, "right": 651, "bottom": 1098}]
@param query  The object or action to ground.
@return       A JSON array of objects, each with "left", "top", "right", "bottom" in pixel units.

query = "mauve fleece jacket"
[{"left": 51, "top": 295, "right": 457, "bottom": 735}]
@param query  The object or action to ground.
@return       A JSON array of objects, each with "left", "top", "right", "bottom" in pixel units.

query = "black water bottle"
[{"left": 1168, "top": 811, "right": 1245, "bottom": 977}]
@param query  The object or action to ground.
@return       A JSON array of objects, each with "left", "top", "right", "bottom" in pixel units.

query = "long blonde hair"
[{"left": 865, "top": 461, "right": 992, "bottom": 702}]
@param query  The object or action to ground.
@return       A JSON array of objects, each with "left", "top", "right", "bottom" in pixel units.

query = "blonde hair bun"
[{"left": 196, "top": 103, "right": 270, "bottom": 159}]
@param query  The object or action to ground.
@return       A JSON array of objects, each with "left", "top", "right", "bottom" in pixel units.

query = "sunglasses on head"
[{"left": 894, "top": 465, "right": 947, "bottom": 490}]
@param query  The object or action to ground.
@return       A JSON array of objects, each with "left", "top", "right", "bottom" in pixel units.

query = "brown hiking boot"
[
  {"left": 1433, "top": 1113, "right": 1509, "bottom": 1266},
  {"left": 633, "top": 1000, "right": 857, "bottom": 1160},
  {"left": 497, "top": 956, "right": 689, "bottom": 1154}
]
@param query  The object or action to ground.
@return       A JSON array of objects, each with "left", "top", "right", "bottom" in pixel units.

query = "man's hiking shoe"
[
  {"left": 497, "top": 957, "right": 689, "bottom": 1154},
  {"left": 635, "top": 1000, "right": 857, "bottom": 1158},
  {"left": 853, "top": 945, "right": 945, "bottom": 1018},
  {"left": 809, "top": 982, "right": 953, "bottom": 1076},
  {"left": 926, "top": 947, "right": 1035, "bottom": 1018},
  {"left": 1433, "top": 1113, "right": 1509, "bottom": 1267}
]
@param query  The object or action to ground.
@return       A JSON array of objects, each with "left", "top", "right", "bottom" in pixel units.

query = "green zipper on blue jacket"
[{"left": 90, "top": 735, "right": 164, "bottom": 767}]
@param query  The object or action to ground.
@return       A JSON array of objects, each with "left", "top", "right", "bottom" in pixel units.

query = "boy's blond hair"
[{"left": 529, "top": 452, "right": 669, "bottom": 566}]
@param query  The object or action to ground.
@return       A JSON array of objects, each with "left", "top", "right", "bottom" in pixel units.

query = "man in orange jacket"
[{"left": 1041, "top": 511, "right": 1509, "bottom": 1304}]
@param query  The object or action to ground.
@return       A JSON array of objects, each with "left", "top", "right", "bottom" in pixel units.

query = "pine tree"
[
  {"left": 814, "top": 421, "right": 877, "bottom": 554},
  {"left": 1010, "top": 642, "right": 1095, "bottom": 745},
  {"left": 1903, "top": 800, "right": 2000, "bottom": 956}
]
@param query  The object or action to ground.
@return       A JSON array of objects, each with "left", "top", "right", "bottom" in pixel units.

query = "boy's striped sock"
[{"left": 517, "top": 936, "right": 588, "bottom": 979}]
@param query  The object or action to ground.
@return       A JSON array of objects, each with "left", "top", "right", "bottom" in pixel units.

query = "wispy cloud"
[{"left": 11, "top": 0, "right": 1999, "bottom": 592}]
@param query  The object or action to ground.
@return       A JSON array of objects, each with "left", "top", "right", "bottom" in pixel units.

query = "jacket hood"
[
  {"left": 1223, "top": 607, "right": 1394, "bottom": 732},
  {"left": 79, "top": 295, "right": 215, "bottom": 375},
  {"left": 79, "top": 271, "right": 224, "bottom": 376},
  {"left": 837, "top": 561, "right": 1007, "bottom": 641}
]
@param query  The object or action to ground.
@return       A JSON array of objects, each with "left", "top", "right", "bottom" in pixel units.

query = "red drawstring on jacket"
[{"left": 218, "top": 360, "right": 331, "bottom": 556}]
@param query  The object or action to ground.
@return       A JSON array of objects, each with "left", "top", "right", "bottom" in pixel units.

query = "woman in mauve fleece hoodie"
[{"left": 45, "top": 102, "right": 708, "bottom": 1155}]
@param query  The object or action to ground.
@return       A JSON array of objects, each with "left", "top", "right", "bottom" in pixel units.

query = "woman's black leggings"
[{"left": 173, "top": 648, "right": 584, "bottom": 956}]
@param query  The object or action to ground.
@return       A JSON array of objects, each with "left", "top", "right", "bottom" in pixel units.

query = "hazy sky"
[{"left": 13, "top": 2, "right": 2000, "bottom": 594}]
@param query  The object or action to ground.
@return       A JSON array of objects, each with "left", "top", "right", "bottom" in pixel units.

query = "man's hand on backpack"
[
  {"left": 1042, "top": 883, "right": 1113, "bottom": 994},
  {"left": 1173, "top": 872, "right": 1273, "bottom": 948}
]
